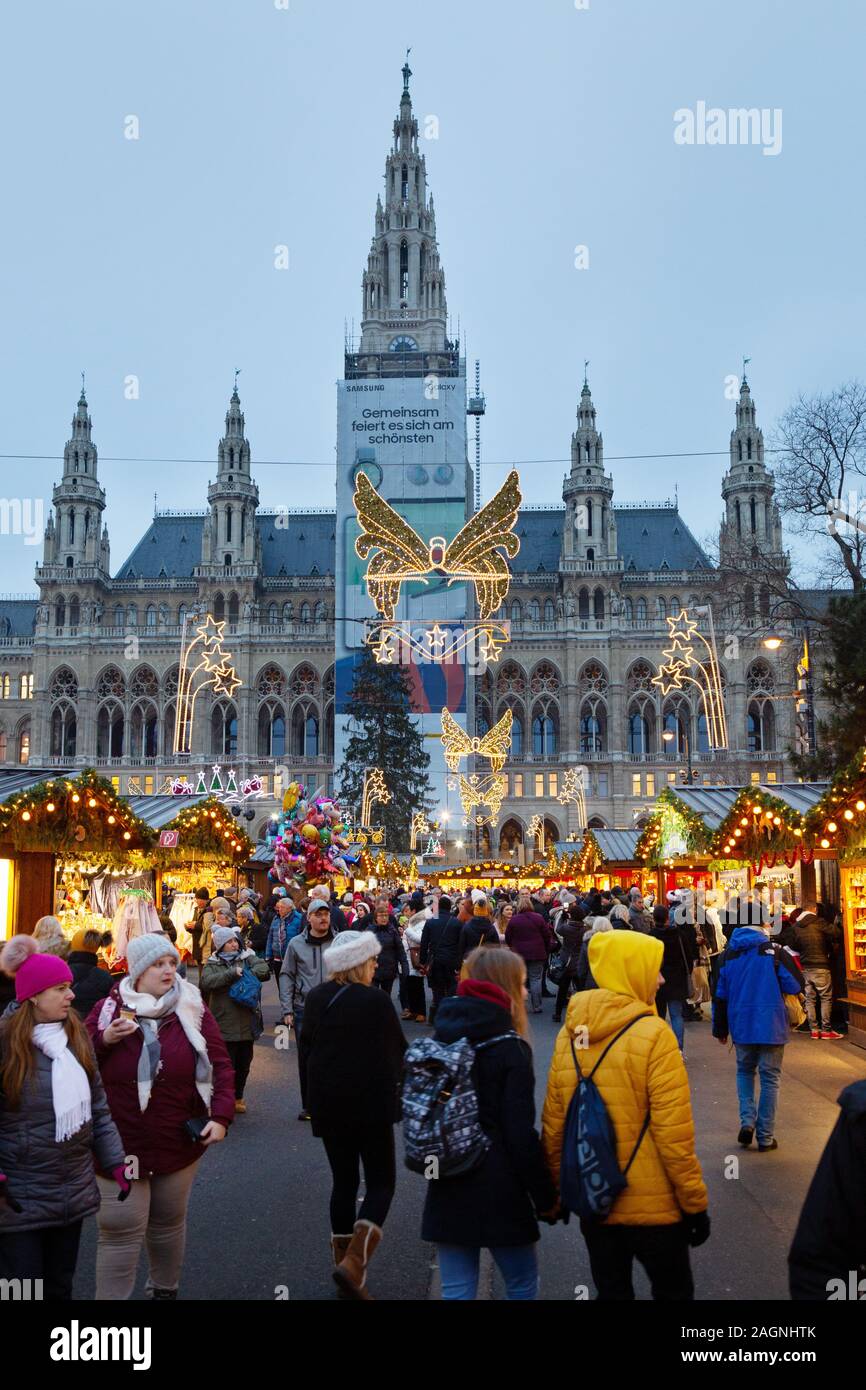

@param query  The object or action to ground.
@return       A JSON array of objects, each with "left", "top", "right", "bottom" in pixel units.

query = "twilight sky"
[{"left": 0, "top": 0, "right": 863, "bottom": 594}]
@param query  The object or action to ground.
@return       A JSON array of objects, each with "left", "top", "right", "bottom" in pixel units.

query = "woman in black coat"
[
  {"left": 420, "top": 946, "right": 557, "bottom": 1300},
  {"left": 365, "top": 902, "right": 409, "bottom": 999},
  {"left": 651, "top": 904, "right": 698, "bottom": 1053},
  {"left": 299, "top": 929, "right": 407, "bottom": 1301},
  {"left": 551, "top": 906, "right": 587, "bottom": 1024},
  {"left": 68, "top": 930, "right": 114, "bottom": 1019}
]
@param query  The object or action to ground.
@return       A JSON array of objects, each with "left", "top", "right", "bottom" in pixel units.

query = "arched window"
[
  {"left": 578, "top": 588, "right": 589, "bottom": 619},
  {"left": 697, "top": 712, "right": 710, "bottom": 754},
  {"left": 130, "top": 702, "right": 158, "bottom": 759},
  {"left": 228, "top": 593, "right": 239, "bottom": 624},
  {"left": 0, "top": 730, "right": 6, "bottom": 762},
  {"left": 636, "top": 597, "right": 647, "bottom": 621},
  {"left": 146, "top": 605, "right": 157, "bottom": 627},
  {"left": 750, "top": 496, "right": 756, "bottom": 532},
  {"left": 212, "top": 703, "right": 238, "bottom": 757},
  {"left": 510, "top": 600, "right": 521, "bottom": 624},
  {"left": 213, "top": 594, "right": 225, "bottom": 621},
  {"left": 282, "top": 601, "right": 294, "bottom": 622},
  {"left": 323, "top": 704, "right": 334, "bottom": 758},
  {"left": 300, "top": 603, "right": 311, "bottom": 624},
  {"left": 55, "top": 597, "right": 65, "bottom": 629},
  {"left": 96, "top": 702, "right": 124, "bottom": 758},
  {"left": 267, "top": 603, "right": 279, "bottom": 624},
  {"left": 528, "top": 599, "right": 540, "bottom": 622},
  {"left": 50, "top": 705, "right": 76, "bottom": 757},
  {"left": 18, "top": 723, "right": 30, "bottom": 765},
  {"left": 744, "top": 586, "right": 755, "bottom": 620},
  {"left": 400, "top": 239, "right": 409, "bottom": 299},
  {"left": 258, "top": 704, "right": 286, "bottom": 757},
  {"left": 735, "top": 499, "right": 742, "bottom": 534},
  {"left": 663, "top": 699, "right": 690, "bottom": 756},
  {"left": 544, "top": 599, "right": 555, "bottom": 622},
  {"left": 68, "top": 509, "right": 75, "bottom": 544},
  {"left": 670, "top": 596, "right": 681, "bottom": 616},
  {"left": 292, "top": 706, "right": 319, "bottom": 757},
  {"left": 657, "top": 596, "right": 667, "bottom": 620},
  {"left": 593, "top": 588, "right": 605, "bottom": 621},
  {"left": 511, "top": 714, "right": 524, "bottom": 756},
  {"left": 531, "top": 703, "right": 558, "bottom": 757},
  {"left": 628, "top": 710, "right": 651, "bottom": 756},
  {"left": 113, "top": 605, "right": 124, "bottom": 628},
  {"left": 586, "top": 498, "right": 593, "bottom": 536},
  {"left": 226, "top": 507, "right": 233, "bottom": 543},
  {"left": 0, "top": 675, "right": 8, "bottom": 700},
  {"left": 68, "top": 596, "right": 80, "bottom": 627},
  {"left": 747, "top": 701, "right": 775, "bottom": 753},
  {"left": 580, "top": 700, "right": 606, "bottom": 753},
  {"left": 623, "top": 597, "right": 633, "bottom": 621},
  {"left": 126, "top": 604, "right": 138, "bottom": 627}
]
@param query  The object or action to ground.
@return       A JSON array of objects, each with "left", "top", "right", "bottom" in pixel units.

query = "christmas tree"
[{"left": 337, "top": 647, "right": 433, "bottom": 849}]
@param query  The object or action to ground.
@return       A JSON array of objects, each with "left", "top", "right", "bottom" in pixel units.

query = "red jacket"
[
  {"left": 505, "top": 911, "right": 552, "bottom": 962},
  {"left": 85, "top": 985, "right": 235, "bottom": 1177}
]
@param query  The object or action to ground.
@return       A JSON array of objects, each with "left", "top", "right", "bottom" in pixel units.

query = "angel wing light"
[
  {"left": 354, "top": 470, "right": 522, "bottom": 622},
  {"left": 441, "top": 708, "right": 513, "bottom": 773}
]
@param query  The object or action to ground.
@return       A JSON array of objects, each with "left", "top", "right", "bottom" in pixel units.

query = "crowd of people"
[{"left": 0, "top": 873, "right": 860, "bottom": 1303}]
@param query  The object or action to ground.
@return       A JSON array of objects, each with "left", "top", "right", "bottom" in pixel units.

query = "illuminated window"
[
  {"left": 751, "top": 770, "right": 760, "bottom": 784},
  {"left": 260, "top": 775, "right": 270, "bottom": 797},
  {"left": 534, "top": 773, "right": 544, "bottom": 798},
  {"left": 645, "top": 774, "right": 655, "bottom": 797},
  {"left": 144, "top": 775, "right": 154, "bottom": 795},
  {"left": 513, "top": 773, "right": 523, "bottom": 798},
  {"left": 549, "top": 772, "right": 558, "bottom": 797},
  {"left": 111, "top": 777, "right": 120, "bottom": 792},
  {"left": 19, "top": 674, "right": 33, "bottom": 700},
  {"left": 18, "top": 729, "right": 30, "bottom": 765},
  {"left": 632, "top": 773, "right": 641, "bottom": 797},
  {"left": 667, "top": 771, "right": 677, "bottom": 785},
  {"left": 766, "top": 770, "right": 777, "bottom": 783}
]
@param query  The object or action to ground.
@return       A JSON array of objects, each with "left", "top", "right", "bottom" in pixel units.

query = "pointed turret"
[
  {"left": 199, "top": 377, "right": 260, "bottom": 575},
  {"left": 720, "top": 373, "right": 783, "bottom": 559},
  {"left": 562, "top": 372, "right": 618, "bottom": 563},
  {"left": 353, "top": 57, "right": 452, "bottom": 372},
  {"left": 42, "top": 380, "right": 108, "bottom": 570}
]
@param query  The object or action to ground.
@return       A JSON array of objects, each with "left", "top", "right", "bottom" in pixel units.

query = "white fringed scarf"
[
  {"left": 32, "top": 1022, "right": 92, "bottom": 1142},
  {"left": 97, "top": 977, "right": 213, "bottom": 1113}
]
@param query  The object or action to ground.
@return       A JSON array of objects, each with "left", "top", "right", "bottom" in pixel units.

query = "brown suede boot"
[
  {"left": 333, "top": 1219, "right": 382, "bottom": 1300},
  {"left": 331, "top": 1234, "right": 353, "bottom": 1266}
]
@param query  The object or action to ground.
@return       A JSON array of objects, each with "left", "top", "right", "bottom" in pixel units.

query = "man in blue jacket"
[{"left": 713, "top": 925, "right": 804, "bottom": 1152}]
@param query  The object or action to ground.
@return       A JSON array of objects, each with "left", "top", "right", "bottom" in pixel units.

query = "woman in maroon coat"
[
  {"left": 505, "top": 892, "right": 552, "bottom": 1015},
  {"left": 85, "top": 932, "right": 235, "bottom": 1300}
]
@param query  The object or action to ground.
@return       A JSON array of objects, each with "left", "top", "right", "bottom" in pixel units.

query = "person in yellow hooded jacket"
[{"left": 542, "top": 931, "right": 710, "bottom": 1299}]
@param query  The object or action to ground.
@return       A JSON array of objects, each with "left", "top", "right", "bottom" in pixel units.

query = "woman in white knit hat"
[{"left": 298, "top": 930, "right": 407, "bottom": 1302}]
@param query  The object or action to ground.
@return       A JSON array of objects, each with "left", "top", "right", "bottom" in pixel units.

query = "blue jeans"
[
  {"left": 735, "top": 1044, "right": 784, "bottom": 1145},
  {"left": 437, "top": 1244, "right": 539, "bottom": 1300},
  {"left": 666, "top": 999, "right": 685, "bottom": 1052}
]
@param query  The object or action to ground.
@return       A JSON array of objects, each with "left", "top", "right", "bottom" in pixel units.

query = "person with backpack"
[
  {"left": 542, "top": 930, "right": 709, "bottom": 1300},
  {"left": 0, "top": 936, "right": 128, "bottom": 1300},
  {"left": 505, "top": 892, "right": 552, "bottom": 1014},
  {"left": 299, "top": 931, "right": 406, "bottom": 1300},
  {"left": 712, "top": 921, "right": 805, "bottom": 1152},
  {"left": 200, "top": 927, "right": 269, "bottom": 1114},
  {"left": 419, "top": 894, "right": 463, "bottom": 1023},
  {"left": 406, "top": 946, "right": 558, "bottom": 1300},
  {"left": 788, "top": 905, "right": 843, "bottom": 1039},
  {"left": 788, "top": 1077, "right": 866, "bottom": 1299}
]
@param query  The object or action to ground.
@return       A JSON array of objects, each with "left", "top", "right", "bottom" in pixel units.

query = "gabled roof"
[
  {"left": 615, "top": 508, "right": 711, "bottom": 574},
  {"left": 116, "top": 513, "right": 337, "bottom": 580}
]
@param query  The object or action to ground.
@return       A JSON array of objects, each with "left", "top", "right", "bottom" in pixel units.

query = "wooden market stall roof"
[
  {"left": 0, "top": 767, "right": 154, "bottom": 862},
  {"left": 635, "top": 781, "right": 831, "bottom": 869}
]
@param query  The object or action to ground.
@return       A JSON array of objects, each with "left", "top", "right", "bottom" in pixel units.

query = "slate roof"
[
  {"left": 115, "top": 505, "right": 708, "bottom": 581},
  {"left": 668, "top": 783, "right": 829, "bottom": 830},
  {"left": 0, "top": 600, "right": 37, "bottom": 637},
  {"left": 116, "top": 514, "right": 336, "bottom": 581},
  {"left": 591, "top": 828, "right": 642, "bottom": 863},
  {"left": 615, "top": 508, "right": 710, "bottom": 574}
]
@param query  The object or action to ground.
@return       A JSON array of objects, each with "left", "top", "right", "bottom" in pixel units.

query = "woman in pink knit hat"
[{"left": 0, "top": 935, "right": 128, "bottom": 1300}]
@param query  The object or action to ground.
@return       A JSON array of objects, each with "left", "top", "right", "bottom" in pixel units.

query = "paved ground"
[{"left": 73, "top": 978, "right": 866, "bottom": 1301}]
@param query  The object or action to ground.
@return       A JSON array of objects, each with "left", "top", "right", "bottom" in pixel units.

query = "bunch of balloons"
[{"left": 268, "top": 781, "right": 357, "bottom": 889}]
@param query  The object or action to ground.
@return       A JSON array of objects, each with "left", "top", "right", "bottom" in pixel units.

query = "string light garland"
[{"left": 0, "top": 770, "right": 152, "bottom": 862}]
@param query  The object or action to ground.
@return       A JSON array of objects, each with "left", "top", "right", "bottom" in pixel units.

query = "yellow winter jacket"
[{"left": 542, "top": 931, "right": 708, "bottom": 1226}]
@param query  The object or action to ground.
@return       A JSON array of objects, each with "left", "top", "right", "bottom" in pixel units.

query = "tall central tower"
[
  {"left": 335, "top": 62, "right": 471, "bottom": 816},
  {"left": 350, "top": 58, "right": 456, "bottom": 378}
]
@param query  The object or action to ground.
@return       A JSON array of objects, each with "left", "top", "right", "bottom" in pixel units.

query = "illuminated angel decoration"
[
  {"left": 440, "top": 707, "right": 513, "bottom": 773},
  {"left": 457, "top": 773, "right": 508, "bottom": 826},
  {"left": 354, "top": 470, "right": 522, "bottom": 622}
]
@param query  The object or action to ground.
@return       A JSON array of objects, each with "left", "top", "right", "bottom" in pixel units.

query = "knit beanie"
[
  {"left": 126, "top": 931, "right": 180, "bottom": 986},
  {"left": 457, "top": 978, "right": 511, "bottom": 1013},
  {"left": 0, "top": 935, "right": 74, "bottom": 1002},
  {"left": 323, "top": 930, "right": 381, "bottom": 977},
  {"left": 212, "top": 925, "right": 242, "bottom": 952}
]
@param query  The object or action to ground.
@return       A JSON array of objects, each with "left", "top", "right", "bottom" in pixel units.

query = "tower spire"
[
  {"left": 353, "top": 57, "right": 451, "bottom": 371},
  {"left": 720, "top": 371, "right": 785, "bottom": 560}
]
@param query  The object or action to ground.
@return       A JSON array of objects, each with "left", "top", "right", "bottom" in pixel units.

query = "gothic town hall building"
[{"left": 0, "top": 69, "right": 813, "bottom": 852}]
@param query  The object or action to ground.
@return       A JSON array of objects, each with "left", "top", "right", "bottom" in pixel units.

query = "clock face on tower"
[{"left": 389, "top": 336, "right": 419, "bottom": 353}]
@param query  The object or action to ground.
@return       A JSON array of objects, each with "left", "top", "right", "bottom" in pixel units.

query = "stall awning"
[
  {"left": 126, "top": 795, "right": 210, "bottom": 831},
  {"left": 591, "top": 829, "right": 641, "bottom": 864}
]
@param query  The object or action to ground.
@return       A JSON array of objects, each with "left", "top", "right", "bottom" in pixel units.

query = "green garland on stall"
[
  {"left": 151, "top": 797, "right": 255, "bottom": 865},
  {"left": 0, "top": 769, "right": 154, "bottom": 860},
  {"left": 635, "top": 788, "right": 714, "bottom": 866},
  {"left": 804, "top": 746, "right": 866, "bottom": 859},
  {"left": 711, "top": 787, "right": 808, "bottom": 862}
]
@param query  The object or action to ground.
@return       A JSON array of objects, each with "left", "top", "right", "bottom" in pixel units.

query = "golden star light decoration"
[
  {"left": 174, "top": 614, "right": 242, "bottom": 755},
  {"left": 528, "top": 813, "right": 546, "bottom": 855},
  {"left": 361, "top": 767, "right": 391, "bottom": 826},
  {"left": 440, "top": 708, "right": 513, "bottom": 773},
  {"left": 353, "top": 470, "right": 522, "bottom": 666},
  {"left": 558, "top": 766, "right": 588, "bottom": 829},
  {"left": 652, "top": 607, "right": 729, "bottom": 750}
]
